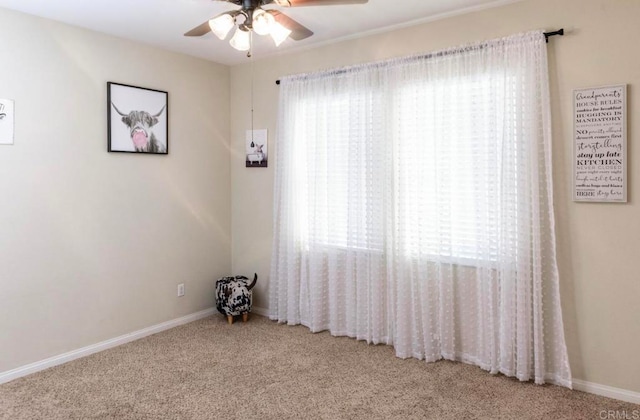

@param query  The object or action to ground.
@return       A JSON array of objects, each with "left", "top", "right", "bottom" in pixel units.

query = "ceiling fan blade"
[
  {"left": 269, "top": 10, "right": 314, "bottom": 41},
  {"left": 271, "top": 0, "right": 368, "bottom": 6},
  {"left": 184, "top": 21, "right": 212, "bottom": 37},
  {"left": 184, "top": 11, "right": 240, "bottom": 37}
]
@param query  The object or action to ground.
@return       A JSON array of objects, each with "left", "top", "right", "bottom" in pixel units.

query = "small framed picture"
[
  {"left": 107, "top": 82, "right": 168, "bottom": 154},
  {"left": 246, "top": 129, "right": 268, "bottom": 167}
]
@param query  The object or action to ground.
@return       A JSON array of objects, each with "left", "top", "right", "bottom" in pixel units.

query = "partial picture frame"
[
  {"left": 0, "top": 98, "right": 15, "bottom": 145},
  {"left": 107, "top": 82, "right": 168, "bottom": 154}
]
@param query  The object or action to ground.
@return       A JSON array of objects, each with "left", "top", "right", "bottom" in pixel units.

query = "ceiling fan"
[{"left": 184, "top": 0, "right": 369, "bottom": 53}]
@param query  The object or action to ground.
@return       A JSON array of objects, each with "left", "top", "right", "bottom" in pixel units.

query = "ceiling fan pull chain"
[{"left": 250, "top": 25, "right": 255, "bottom": 58}]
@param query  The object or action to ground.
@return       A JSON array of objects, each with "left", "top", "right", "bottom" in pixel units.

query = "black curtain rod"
[
  {"left": 276, "top": 29, "right": 564, "bottom": 85},
  {"left": 544, "top": 28, "right": 564, "bottom": 43}
]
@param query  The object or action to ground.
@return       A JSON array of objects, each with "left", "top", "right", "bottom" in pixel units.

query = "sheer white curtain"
[{"left": 270, "top": 31, "right": 572, "bottom": 387}]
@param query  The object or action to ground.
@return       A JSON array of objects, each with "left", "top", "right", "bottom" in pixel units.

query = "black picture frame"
[{"left": 107, "top": 82, "right": 169, "bottom": 155}]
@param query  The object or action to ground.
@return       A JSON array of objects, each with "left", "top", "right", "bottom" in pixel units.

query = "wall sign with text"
[{"left": 573, "top": 84, "right": 627, "bottom": 202}]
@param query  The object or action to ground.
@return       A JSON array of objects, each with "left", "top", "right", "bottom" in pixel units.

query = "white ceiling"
[{"left": 0, "top": 0, "right": 518, "bottom": 66}]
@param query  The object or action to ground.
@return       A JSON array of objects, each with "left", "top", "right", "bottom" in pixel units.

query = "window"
[
  {"left": 288, "top": 72, "right": 512, "bottom": 264},
  {"left": 291, "top": 88, "right": 385, "bottom": 252},
  {"left": 393, "top": 75, "right": 507, "bottom": 263}
]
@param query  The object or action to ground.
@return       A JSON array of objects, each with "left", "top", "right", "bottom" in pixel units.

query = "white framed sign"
[
  {"left": 573, "top": 84, "right": 627, "bottom": 202},
  {"left": 0, "top": 98, "right": 14, "bottom": 145}
]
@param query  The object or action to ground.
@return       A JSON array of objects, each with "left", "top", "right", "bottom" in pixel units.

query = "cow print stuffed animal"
[{"left": 216, "top": 273, "right": 257, "bottom": 324}]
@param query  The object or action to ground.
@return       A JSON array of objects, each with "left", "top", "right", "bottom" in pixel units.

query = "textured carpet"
[{"left": 1, "top": 315, "right": 638, "bottom": 419}]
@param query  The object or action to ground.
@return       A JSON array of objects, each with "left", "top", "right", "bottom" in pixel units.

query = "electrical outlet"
[{"left": 177, "top": 283, "right": 185, "bottom": 297}]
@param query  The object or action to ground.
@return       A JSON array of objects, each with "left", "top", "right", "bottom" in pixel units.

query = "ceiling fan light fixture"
[
  {"left": 270, "top": 22, "right": 292, "bottom": 47},
  {"left": 209, "top": 14, "right": 235, "bottom": 40},
  {"left": 229, "top": 27, "right": 251, "bottom": 51},
  {"left": 252, "top": 10, "right": 275, "bottom": 36}
]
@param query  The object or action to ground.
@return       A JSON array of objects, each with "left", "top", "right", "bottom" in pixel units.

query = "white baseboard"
[
  {"left": 0, "top": 307, "right": 215, "bottom": 385},
  {"left": 252, "top": 306, "right": 269, "bottom": 317},
  {"left": 573, "top": 379, "right": 640, "bottom": 405}
]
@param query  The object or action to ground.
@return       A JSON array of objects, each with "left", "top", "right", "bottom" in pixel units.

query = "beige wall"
[
  {"left": 231, "top": 0, "right": 640, "bottom": 392},
  {"left": 0, "top": 9, "right": 231, "bottom": 372}
]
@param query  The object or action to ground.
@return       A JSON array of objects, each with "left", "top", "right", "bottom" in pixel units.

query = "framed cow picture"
[{"left": 107, "top": 82, "right": 168, "bottom": 154}]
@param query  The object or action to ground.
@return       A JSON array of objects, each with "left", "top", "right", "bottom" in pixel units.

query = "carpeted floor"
[{"left": 1, "top": 315, "right": 638, "bottom": 419}]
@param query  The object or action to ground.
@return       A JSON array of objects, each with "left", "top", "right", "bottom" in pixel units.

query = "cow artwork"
[
  {"left": 107, "top": 82, "right": 168, "bottom": 154},
  {"left": 216, "top": 273, "right": 258, "bottom": 324},
  {"left": 111, "top": 103, "right": 167, "bottom": 153}
]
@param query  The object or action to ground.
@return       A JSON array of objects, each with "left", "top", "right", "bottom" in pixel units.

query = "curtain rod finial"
[{"left": 544, "top": 28, "right": 564, "bottom": 43}]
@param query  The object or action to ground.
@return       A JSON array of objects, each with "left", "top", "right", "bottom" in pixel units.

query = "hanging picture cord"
[{"left": 250, "top": 31, "right": 255, "bottom": 148}]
